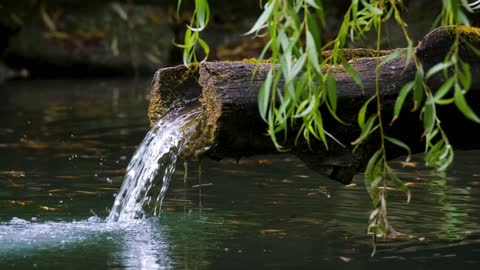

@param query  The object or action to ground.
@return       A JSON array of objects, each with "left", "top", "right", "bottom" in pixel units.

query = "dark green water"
[{"left": 1, "top": 79, "right": 480, "bottom": 269}]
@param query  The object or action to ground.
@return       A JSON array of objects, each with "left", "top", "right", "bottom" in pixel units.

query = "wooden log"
[{"left": 148, "top": 26, "right": 480, "bottom": 184}]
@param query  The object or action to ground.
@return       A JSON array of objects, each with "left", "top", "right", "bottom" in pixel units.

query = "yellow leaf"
[
  {"left": 39, "top": 206, "right": 57, "bottom": 211},
  {"left": 259, "top": 229, "right": 284, "bottom": 234},
  {"left": 400, "top": 161, "right": 417, "bottom": 167}
]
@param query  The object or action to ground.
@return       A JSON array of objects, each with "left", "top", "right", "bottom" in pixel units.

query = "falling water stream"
[{"left": 108, "top": 103, "right": 202, "bottom": 222}]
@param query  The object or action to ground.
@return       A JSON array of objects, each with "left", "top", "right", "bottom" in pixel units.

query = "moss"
[
  {"left": 454, "top": 26, "right": 480, "bottom": 46},
  {"left": 241, "top": 58, "right": 272, "bottom": 64},
  {"left": 322, "top": 48, "right": 395, "bottom": 61},
  {"left": 182, "top": 62, "right": 200, "bottom": 81}
]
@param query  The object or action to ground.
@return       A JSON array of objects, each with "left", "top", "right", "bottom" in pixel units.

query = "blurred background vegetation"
[{"left": 0, "top": 0, "right": 478, "bottom": 81}]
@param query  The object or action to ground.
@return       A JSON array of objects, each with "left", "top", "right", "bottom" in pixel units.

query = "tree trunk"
[{"left": 148, "top": 26, "right": 480, "bottom": 184}]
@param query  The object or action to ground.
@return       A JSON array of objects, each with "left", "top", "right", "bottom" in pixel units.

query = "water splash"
[{"left": 108, "top": 104, "right": 202, "bottom": 222}]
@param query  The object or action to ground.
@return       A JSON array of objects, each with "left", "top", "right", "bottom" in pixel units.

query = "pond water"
[{"left": 1, "top": 79, "right": 480, "bottom": 269}]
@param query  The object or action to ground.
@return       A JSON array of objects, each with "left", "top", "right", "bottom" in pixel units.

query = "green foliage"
[
  {"left": 175, "top": 0, "right": 210, "bottom": 65},
  {"left": 177, "top": 0, "right": 479, "bottom": 254}
]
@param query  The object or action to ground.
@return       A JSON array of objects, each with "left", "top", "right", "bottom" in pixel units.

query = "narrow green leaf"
[
  {"left": 433, "top": 77, "right": 455, "bottom": 102},
  {"left": 305, "top": 0, "right": 320, "bottom": 9},
  {"left": 295, "top": 95, "right": 317, "bottom": 118},
  {"left": 391, "top": 81, "right": 414, "bottom": 123},
  {"left": 361, "top": 0, "right": 383, "bottom": 15},
  {"left": 287, "top": 54, "right": 306, "bottom": 82},
  {"left": 365, "top": 149, "right": 382, "bottom": 178},
  {"left": 385, "top": 136, "right": 412, "bottom": 161},
  {"left": 358, "top": 95, "right": 376, "bottom": 129},
  {"left": 454, "top": 84, "right": 480, "bottom": 123},
  {"left": 258, "top": 70, "right": 273, "bottom": 121},
  {"left": 245, "top": 1, "right": 275, "bottom": 35},
  {"left": 351, "top": 116, "right": 378, "bottom": 145},
  {"left": 326, "top": 72, "right": 337, "bottom": 112},
  {"left": 422, "top": 97, "right": 435, "bottom": 132},
  {"left": 467, "top": 43, "right": 480, "bottom": 57},
  {"left": 313, "top": 111, "right": 328, "bottom": 149},
  {"left": 197, "top": 37, "right": 210, "bottom": 61},
  {"left": 413, "top": 67, "right": 424, "bottom": 111},
  {"left": 378, "top": 49, "right": 405, "bottom": 68},
  {"left": 425, "top": 61, "right": 453, "bottom": 79},
  {"left": 176, "top": 0, "right": 182, "bottom": 15},
  {"left": 341, "top": 57, "right": 363, "bottom": 88},
  {"left": 459, "top": 62, "right": 472, "bottom": 90},
  {"left": 306, "top": 30, "right": 321, "bottom": 73}
]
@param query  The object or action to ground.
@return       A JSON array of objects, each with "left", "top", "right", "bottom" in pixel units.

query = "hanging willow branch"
[{"left": 175, "top": 0, "right": 480, "bottom": 254}]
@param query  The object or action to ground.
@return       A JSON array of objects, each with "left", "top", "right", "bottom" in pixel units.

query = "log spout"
[{"left": 148, "top": 26, "right": 480, "bottom": 184}]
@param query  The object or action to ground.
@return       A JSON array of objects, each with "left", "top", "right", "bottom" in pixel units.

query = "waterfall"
[{"left": 108, "top": 104, "right": 201, "bottom": 222}]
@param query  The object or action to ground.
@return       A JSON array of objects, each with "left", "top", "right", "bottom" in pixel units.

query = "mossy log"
[{"left": 148, "top": 26, "right": 480, "bottom": 184}]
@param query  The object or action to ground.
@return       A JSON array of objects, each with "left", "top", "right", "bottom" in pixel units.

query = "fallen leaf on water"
[
  {"left": 163, "top": 207, "right": 175, "bottom": 212},
  {"left": 228, "top": 220, "right": 242, "bottom": 224},
  {"left": 192, "top": 183, "right": 213, "bottom": 188},
  {"left": 400, "top": 161, "right": 417, "bottom": 167},
  {"left": 345, "top": 183, "right": 357, "bottom": 188},
  {"left": 7, "top": 180, "right": 24, "bottom": 188},
  {"left": 259, "top": 229, "right": 284, "bottom": 234},
  {"left": 0, "top": 171, "right": 26, "bottom": 177},
  {"left": 318, "top": 186, "right": 328, "bottom": 190},
  {"left": 339, "top": 256, "right": 352, "bottom": 262},
  {"left": 57, "top": 175, "right": 82, "bottom": 179},
  {"left": 48, "top": 189, "right": 67, "bottom": 193},
  {"left": 39, "top": 206, "right": 57, "bottom": 211},
  {"left": 288, "top": 218, "right": 322, "bottom": 224},
  {"left": 404, "top": 182, "right": 416, "bottom": 187},
  {"left": 75, "top": 191, "right": 98, "bottom": 195},
  {"left": 98, "top": 187, "right": 119, "bottom": 191},
  {"left": 44, "top": 31, "right": 69, "bottom": 39},
  {"left": 266, "top": 201, "right": 284, "bottom": 205},
  {"left": 258, "top": 159, "right": 270, "bottom": 165},
  {"left": 10, "top": 200, "right": 30, "bottom": 206},
  {"left": 19, "top": 138, "right": 49, "bottom": 150}
]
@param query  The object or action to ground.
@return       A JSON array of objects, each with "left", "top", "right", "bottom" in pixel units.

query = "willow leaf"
[
  {"left": 341, "top": 57, "right": 363, "bottom": 88},
  {"left": 391, "top": 81, "right": 414, "bottom": 123},
  {"left": 454, "top": 84, "right": 480, "bottom": 123},
  {"left": 326, "top": 72, "right": 337, "bottom": 112},
  {"left": 425, "top": 61, "right": 453, "bottom": 79},
  {"left": 413, "top": 67, "right": 424, "bottom": 111},
  {"left": 358, "top": 95, "right": 376, "bottom": 129},
  {"left": 306, "top": 30, "right": 321, "bottom": 73},
  {"left": 433, "top": 77, "right": 455, "bottom": 102},
  {"left": 385, "top": 136, "right": 412, "bottom": 162},
  {"left": 245, "top": 1, "right": 275, "bottom": 35},
  {"left": 352, "top": 116, "right": 378, "bottom": 145},
  {"left": 258, "top": 70, "right": 273, "bottom": 121}
]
